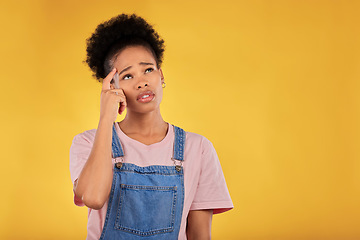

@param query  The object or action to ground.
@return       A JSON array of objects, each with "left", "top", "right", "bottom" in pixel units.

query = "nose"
[{"left": 137, "top": 82, "right": 149, "bottom": 89}]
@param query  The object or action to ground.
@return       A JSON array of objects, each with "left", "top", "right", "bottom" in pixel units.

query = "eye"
[
  {"left": 123, "top": 74, "right": 132, "bottom": 80},
  {"left": 145, "top": 67, "right": 154, "bottom": 73}
]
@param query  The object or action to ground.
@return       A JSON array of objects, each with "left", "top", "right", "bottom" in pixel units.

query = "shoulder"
[
  {"left": 183, "top": 129, "right": 215, "bottom": 154},
  {"left": 185, "top": 131, "right": 209, "bottom": 143},
  {"left": 70, "top": 129, "right": 97, "bottom": 153},
  {"left": 72, "top": 129, "right": 97, "bottom": 143}
]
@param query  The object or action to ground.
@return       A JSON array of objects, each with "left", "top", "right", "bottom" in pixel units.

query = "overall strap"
[
  {"left": 111, "top": 123, "right": 124, "bottom": 158},
  {"left": 173, "top": 126, "right": 186, "bottom": 161},
  {"left": 112, "top": 123, "right": 185, "bottom": 161}
]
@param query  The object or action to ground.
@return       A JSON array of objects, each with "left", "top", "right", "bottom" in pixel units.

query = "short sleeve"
[
  {"left": 69, "top": 130, "right": 96, "bottom": 206},
  {"left": 190, "top": 138, "right": 234, "bottom": 214}
]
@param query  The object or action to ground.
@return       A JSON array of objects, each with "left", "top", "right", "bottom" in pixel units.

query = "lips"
[{"left": 137, "top": 90, "right": 155, "bottom": 103}]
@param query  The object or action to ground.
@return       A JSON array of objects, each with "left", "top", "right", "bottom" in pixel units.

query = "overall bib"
[{"left": 99, "top": 124, "right": 185, "bottom": 240}]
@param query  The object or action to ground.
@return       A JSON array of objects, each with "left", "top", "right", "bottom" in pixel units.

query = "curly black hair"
[{"left": 85, "top": 14, "right": 165, "bottom": 82}]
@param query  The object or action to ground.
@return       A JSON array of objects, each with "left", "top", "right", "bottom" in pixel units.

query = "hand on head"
[{"left": 100, "top": 68, "right": 127, "bottom": 123}]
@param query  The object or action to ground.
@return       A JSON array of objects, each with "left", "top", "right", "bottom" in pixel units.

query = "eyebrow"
[{"left": 118, "top": 62, "right": 155, "bottom": 76}]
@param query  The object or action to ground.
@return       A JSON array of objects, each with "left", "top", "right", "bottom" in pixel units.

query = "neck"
[{"left": 119, "top": 108, "right": 167, "bottom": 136}]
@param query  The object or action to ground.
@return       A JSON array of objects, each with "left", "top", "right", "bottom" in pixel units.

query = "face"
[{"left": 111, "top": 45, "right": 164, "bottom": 114}]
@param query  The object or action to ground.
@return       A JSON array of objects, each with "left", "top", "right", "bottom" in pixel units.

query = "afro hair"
[{"left": 85, "top": 14, "right": 165, "bottom": 82}]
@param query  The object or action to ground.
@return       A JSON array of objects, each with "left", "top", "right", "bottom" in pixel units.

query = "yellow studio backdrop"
[{"left": 0, "top": 0, "right": 359, "bottom": 239}]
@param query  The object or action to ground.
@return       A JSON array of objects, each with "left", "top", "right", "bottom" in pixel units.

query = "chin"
[{"left": 129, "top": 104, "right": 161, "bottom": 114}]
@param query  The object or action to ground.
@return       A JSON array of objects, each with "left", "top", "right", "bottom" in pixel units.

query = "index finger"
[
  {"left": 113, "top": 72, "right": 120, "bottom": 89},
  {"left": 102, "top": 68, "right": 117, "bottom": 90}
]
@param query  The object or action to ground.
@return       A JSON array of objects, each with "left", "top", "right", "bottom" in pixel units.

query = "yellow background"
[{"left": 0, "top": 0, "right": 359, "bottom": 239}]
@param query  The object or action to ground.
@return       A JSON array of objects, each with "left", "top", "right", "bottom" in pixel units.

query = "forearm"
[
  {"left": 186, "top": 233, "right": 211, "bottom": 240},
  {"left": 74, "top": 119, "right": 114, "bottom": 209},
  {"left": 186, "top": 209, "right": 213, "bottom": 240}
]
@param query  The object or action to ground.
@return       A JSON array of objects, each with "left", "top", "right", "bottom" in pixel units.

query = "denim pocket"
[{"left": 114, "top": 184, "right": 177, "bottom": 236}]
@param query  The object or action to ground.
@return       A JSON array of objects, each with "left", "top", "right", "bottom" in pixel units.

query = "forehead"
[{"left": 113, "top": 45, "right": 156, "bottom": 67}]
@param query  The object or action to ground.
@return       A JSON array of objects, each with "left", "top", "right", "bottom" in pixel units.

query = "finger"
[
  {"left": 108, "top": 89, "right": 127, "bottom": 105},
  {"left": 102, "top": 89, "right": 125, "bottom": 99},
  {"left": 110, "top": 89, "right": 127, "bottom": 115},
  {"left": 118, "top": 94, "right": 127, "bottom": 115},
  {"left": 102, "top": 68, "right": 117, "bottom": 91},
  {"left": 119, "top": 101, "right": 127, "bottom": 115},
  {"left": 112, "top": 72, "right": 120, "bottom": 89},
  {"left": 108, "top": 89, "right": 125, "bottom": 97}
]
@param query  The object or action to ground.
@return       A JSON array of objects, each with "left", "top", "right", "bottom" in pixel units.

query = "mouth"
[{"left": 137, "top": 90, "right": 155, "bottom": 103}]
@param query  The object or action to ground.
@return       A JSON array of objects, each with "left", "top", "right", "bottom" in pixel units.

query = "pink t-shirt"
[{"left": 69, "top": 122, "right": 233, "bottom": 240}]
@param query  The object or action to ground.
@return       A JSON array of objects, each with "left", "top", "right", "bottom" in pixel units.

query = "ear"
[{"left": 159, "top": 68, "right": 165, "bottom": 83}]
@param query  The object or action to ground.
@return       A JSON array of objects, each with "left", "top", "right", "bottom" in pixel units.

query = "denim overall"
[{"left": 99, "top": 124, "right": 185, "bottom": 240}]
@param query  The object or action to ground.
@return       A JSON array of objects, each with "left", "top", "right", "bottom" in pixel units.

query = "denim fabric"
[
  {"left": 173, "top": 126, "right": 185, "bottom": 161},
  {"left": 99, "top": 123, "right": 185, "bottom": 240},
  {"left": 111, "top": 125, "right": 124, "bottom": 158}
]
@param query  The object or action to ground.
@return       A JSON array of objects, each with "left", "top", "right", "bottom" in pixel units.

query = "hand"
[{"left": 99, "top": 68, "right": 127, "bottom": 123}]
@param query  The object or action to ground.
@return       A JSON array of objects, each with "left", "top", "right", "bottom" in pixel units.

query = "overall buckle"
[
  {"left": 172, "top": 158, "right": 183, "bottom": 172},
  {"left": 114, "top": 157, "right": 124, "bottom": 169}
]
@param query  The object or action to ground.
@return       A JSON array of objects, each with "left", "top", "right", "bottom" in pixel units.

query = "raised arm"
[{"left": 73, "top": 68, "right": 127, "bottom": 209}]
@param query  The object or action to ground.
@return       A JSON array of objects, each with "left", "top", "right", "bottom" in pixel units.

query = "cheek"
[
  {"left": 119, "top": 87, "right": 134, "bottom": 100},
  {"left": 154, "top": 75, "right": 163, "bottom": 88},
  {"left": 118, "top": 81, "right": 133, "bottom": 92},
  {"left": 155, "top": 81, "right": 163, "bottom": 95},
  {"left": 156, "top": 85, "right": 164, "bottom": 101}
]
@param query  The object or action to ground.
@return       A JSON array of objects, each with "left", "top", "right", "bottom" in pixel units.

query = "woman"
[{"left": 70, "top": 14, "right": 233, "bottom": 240}]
